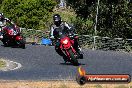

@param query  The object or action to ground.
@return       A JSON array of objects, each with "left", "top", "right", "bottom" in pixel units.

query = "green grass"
[{"left": 0, "top": 59, "right": 6, "bottom": 68}]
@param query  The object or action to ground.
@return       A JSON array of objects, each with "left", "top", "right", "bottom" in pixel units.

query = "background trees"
[
  {"left": 66, "top": 0, "right": 96, "bottom": 35},
  {"left": 0, "top": 0, "right": 56, "bottom": 30},
  {"left": 66, "top": 0, "right": 132, "bottom": 38},
  {"left": 0, "top": 0, "right": 131, "bottom": 38},
  {"left": 97, "top": 0, "right": 132, "bottom": 38}
]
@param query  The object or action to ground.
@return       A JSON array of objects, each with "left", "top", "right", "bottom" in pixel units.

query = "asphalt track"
[{"left": 0, "top": 43, "right": 132, "bottom": 80}]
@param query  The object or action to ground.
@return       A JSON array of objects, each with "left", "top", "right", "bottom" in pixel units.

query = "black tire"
[
  {"left": 2, "top": 39, "right": 9, "bottom": 47},
  {"left": 78, "top": 53, "right": 83, "bottom": 59},
  {"left": 18, "top": 39, "right": 25, "bottom": 49},
  {"left": 68, "top": 49, "right": 79, "bottom": 66}
]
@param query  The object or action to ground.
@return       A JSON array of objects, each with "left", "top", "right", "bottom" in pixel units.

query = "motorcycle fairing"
[
  {"left": 15, "top": 36, "right": 23, "bottom": 41},
  {"left": 60, "top": 36, "right": 72, "bottom": 49}
]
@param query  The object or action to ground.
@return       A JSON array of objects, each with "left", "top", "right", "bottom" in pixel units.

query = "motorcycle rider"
[
  {"left": 0, "top": 13, "right": 21, "bottom": 46},
  {"left": 0, "top": 12, "right": 17, "bottom": 40},
  {"left": 50, "top": 14, "right": 83, "bottom": 63},
  {"left": 0, "top": 13, "right": 14, "bottom": 39}
]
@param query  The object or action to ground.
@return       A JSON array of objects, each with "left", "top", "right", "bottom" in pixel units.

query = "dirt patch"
[{"left": 0, "top": 80, "right": 131, "bottom": 88}]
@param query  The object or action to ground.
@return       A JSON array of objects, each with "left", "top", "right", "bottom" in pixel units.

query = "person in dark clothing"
[{"left": 50, "top": 14, "right": 83, "bottom": 63}]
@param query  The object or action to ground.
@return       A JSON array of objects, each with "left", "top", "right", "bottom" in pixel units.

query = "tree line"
[
  {"left": 0, "top": 0, "right": 132, "bottom": 38},
  {"left": 66, "top": 0, "right": 132, "bottom": 38},
  {"left": 0, "top": 0, "right": 56, "bottom": 30}
]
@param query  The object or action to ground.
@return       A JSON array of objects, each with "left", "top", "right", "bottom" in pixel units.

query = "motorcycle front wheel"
[{"left": 68, "top": 49, "right": 79, "bottom": 66}]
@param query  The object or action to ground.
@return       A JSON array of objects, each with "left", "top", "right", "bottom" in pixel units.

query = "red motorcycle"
[
  {"left": 59, "top": 33, "right": 81, "bottom": 66},
  {"left": 1, "top": 25, "right": 25, "bottom": 49}
]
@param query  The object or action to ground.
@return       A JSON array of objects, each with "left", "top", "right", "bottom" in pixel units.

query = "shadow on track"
[{"left": 60, "top": 62, "right": 85, "bottom": 66}]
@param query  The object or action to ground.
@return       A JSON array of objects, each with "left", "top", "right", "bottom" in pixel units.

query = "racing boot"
[
  {"left": 76, "top": 46, "right": 83, "bottom": 59},
  {"left": 0, "top": 35, "right": 3, "bottom": 40},
  {"left": 73, "top": 38, "right": 83, "bottom": 59},
  {"left": 0, "top": 31, "right": 3, "bottom": 40}
]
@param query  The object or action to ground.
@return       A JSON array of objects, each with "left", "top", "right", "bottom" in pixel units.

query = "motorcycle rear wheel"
[
  {"left": 68, "top": 49, "right": 79, "bottom": 66},
  {"left": 17, "top": 39, "right": 25, "bottom": 49}
]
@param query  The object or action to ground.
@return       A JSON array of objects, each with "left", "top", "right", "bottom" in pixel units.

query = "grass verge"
[{"left": 0, "top": 59, "right": 6, "bottom": 68}]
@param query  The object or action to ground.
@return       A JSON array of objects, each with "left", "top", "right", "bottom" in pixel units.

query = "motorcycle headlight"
[{"left": 63, "top": 39, "right": 68, "bottom": 44}]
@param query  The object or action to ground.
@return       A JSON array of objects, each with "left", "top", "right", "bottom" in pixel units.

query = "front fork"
[{"left": 62, "top": 46, "right": 78, "bottom": 60}]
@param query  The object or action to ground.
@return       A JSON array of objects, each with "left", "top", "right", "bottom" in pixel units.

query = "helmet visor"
[{"left": 54, "top": 20, "right": 61, "bottom": 26}]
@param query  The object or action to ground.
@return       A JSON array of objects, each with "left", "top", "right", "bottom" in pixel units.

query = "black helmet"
[
  {"left": 53, "top": 14, "right": 61, "bottom": 26},
  {"left": 0, "top": 12, "right": 4, "bottom": 21}
]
